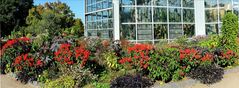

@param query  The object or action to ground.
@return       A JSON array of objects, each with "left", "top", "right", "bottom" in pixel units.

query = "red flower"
[
  {"left": 36, "top": 59, "right": 43, "bottom": 66},
  {"left": 180, "top": 54, "right": 185, "bottom": 60}
]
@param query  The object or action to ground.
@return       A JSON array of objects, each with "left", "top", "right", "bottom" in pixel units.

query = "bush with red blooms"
[
  {"left": 54, "top": 43, "right": 91, "bottom": 67},
  {"left": 215, "top": 49, "right": 238, "bottom": 67},
  {"left": 13, "top": 54, "right": 44, "bottom": 71},
  {"left": 179, "top": 48, "right": 214, "bottom": 72},
  {"left": 1, "top": 37, "right": 31, "bottom": 74},
  {"left": 119, "top": 44, "right": 154, "bottom": 71}
]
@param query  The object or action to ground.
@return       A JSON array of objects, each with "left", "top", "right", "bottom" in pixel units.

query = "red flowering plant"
[
  {"left": 119, "top": 44, "right": 154, "bottom": 71},
  {"left": 1, "top": 37, "right": 31, "bottom": 73},
  {"left": 54, "top": 43, "right": 91, "bottom": 67},
  {"left": 215, "top": 49, "right": 238, "bottom": 67},
  {"left": 13, "top": 54, "right": 44, "bottom": 71},
  {"left": 179, "top": 48, "right": 214, "bottom": 72}
]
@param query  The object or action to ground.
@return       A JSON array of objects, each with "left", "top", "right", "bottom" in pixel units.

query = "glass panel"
[
  {"left": 121, "top": 0, "right": 135, "bottom": 5},
  {"left": 108, "top": 0, "right": 112, "bottom": 7},
  {"left": 154, "top": 24, "right": 168, "bottom": 39},
  {"left": 88, "top": 30, "right": 97, "bottom": 36},
  {"left": 205, "top": 0, "right": 218, "bottom": 8},
  {"left": 108, "top": 19, "right": 113, "bottom": 28},
  {"left": 153, "top": 0, "right": 167, "bottom": 6},
  {"left": 137, "top": 24, "right": 152, "bottom": 40},
  {"left": 121, "top": 24, "right": 136, "bottom": 40},
  {"left": 169, "top": 24, "right": 183, "bottom": 39},
  {"left": 183, "top": 9, "right": 194, "bottom": 22},
  {"left": 154, "top": 8, "right": 167, "bottom": 22},
  {"left": 168, "top": 0, "right": 181, "bottom": 7},
  {"left": 102, "top": 10, "right": 108, "bottom": 19},
  {"left": 137, "top": 7, "right": 152, "bottom": 22},
  {"left": 137, "top": 0, "right": 151, "bottom": 5},
  {"left": 205, "top": 9, "right": 218, "bottom": 22},
  {"left": 108, "top": 9, "right": 113, "bottom": 18},
  {"left": 219, "top": 0, "right": 232, "bottom": 7},
  {"left": 120, "top": 7, "right": 136, "bottom": 22},
  {"left": 97, "top": 12, "right": 102, "bottom": 20},
  {"left": 233, "top": 8, "right": 239, "bottom": 18},
  {"left": 102, "top": 20, "right": 107, "bottom": 28},
  {"left": 183, "top": 24, "right": 195, "bottom": 37},
  {"left": 99, "top": 30, "right": 113, "bottom": 39},
  {"left": 169, "top": 8, "right": 181, "bottom": 22},
  {"left": 206, "top": 24, "right": 219, "bottom": 35},
  {"left": 219, "top": 9, "right": 227, "bottom": 22},
  {"left": 183, "top": 0, "right": 194, "bottom": 7},
  {"left": 102, "top": 1, "right": 108, "bottom": 9}
]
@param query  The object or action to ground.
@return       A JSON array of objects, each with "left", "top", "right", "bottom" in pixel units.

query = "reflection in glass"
[
  {"left": 137, "top": 0, "right": 151, "bottom": 5},
  {"left": 153, "top": 0, "right": 167, "bottom": 6},
  {"left": 206, "top": 24, "right": 219, "bottom": 35},
  {"left": 169, "top": 8, "right": 181, "bottom": 22},
  {"left": 183, "top": 24, "right": 195, "bottom": 37},
  {"left": 121, "top": 0, "right": 135, "bottom": 5},
  {"left": 120, "top": 7, "right": 135, "bottom": 22},
  {"left": 205, "top": 9, "right": 218, "bottom": 22},
  {"left": 88, "top": 30, "right": 97, "bottom": 37},
  {"left": 121, "top": 24, "right": 136, "bottom": 40},
  {"left": 154, "top": 8, "right": 167, "bottom": 22},
  {"left": 205, "top": 0, "right": 218, "bottom": 8},
  {"left": 219, "top": 9, "right": 226, "bottom": 21},
  {"left": 168, "top": 0, "right": 181, "bottom": 7},
  {"left": 219, "top": 0, "right": 231, "bottom": 7},
  {"left": 137, "top": 24, "right": 152, "bottom": 40},
  {"left": 183, "top": 9, "right": 194, "bottom": 22},
  {"left": 169, "top": 24, "right": 183, "bottom": 39},
  {"left": 154, "top": 24, "right": 168, "bottom": 39},
  {"left": 137, "top": 7, "right": 152, "bottom": 22},
  {"left": 183, "top": 0, "right": 194, "bottom": 7}
]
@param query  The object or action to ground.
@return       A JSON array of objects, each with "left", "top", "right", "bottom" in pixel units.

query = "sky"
[{"left": 34, "top": 0, "right": 85, "bottom": 23}]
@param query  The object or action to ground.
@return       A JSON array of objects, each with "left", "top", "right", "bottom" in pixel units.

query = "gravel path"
[
  {"left": 152, "top": 66, "right": 239, "bottom": 88},
  {"left": 0, "top": 74, "right": 38, "bottom": 88}
]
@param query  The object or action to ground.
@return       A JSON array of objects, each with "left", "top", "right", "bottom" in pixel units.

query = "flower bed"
[{"left": 0, "top": 36, "right": 239, "bottom": 88}]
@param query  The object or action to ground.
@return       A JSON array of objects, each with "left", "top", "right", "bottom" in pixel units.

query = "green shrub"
[
  {"left": 44, "top": 76, "right": 75, "bottom": 88},
  {"left": 148, "top": 48, "right": 182, "bottom": 82},
  {"left": 219, "top": 11, "right": 239, "bottom": 52},
  {"left": 198, "top": 35, "right": 220, "bottom": 48}
]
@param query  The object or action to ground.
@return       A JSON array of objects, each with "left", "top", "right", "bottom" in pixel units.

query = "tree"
[
  {"left": 23, "top": 1, "right": 78, "bottom": 37},
  {"left": 219, "top": 11, "right": 239, "bottom": 52},
  {"left": 0, "top": 0, "right": 33, "bottom": 37}
]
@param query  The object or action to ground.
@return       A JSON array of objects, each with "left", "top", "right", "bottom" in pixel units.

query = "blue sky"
[{"left": 34, "top": 0, "right": 85, "bottom": 23}]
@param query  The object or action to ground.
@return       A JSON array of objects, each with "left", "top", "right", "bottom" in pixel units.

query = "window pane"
[
  {"left": 205, "top": 9, "right": 218, "bottom": 22},
  {"left": 206, "top": 24, "right": 219, "bottom": 35},
  {"left": 153, "top": 0, "right": 167, "bottom": 6},
  {"left": 121, "top": 24, "right": 136, "bottom": 40},
  {"left": 137, "top": 7, "right": 152, "bottom": 22},
  {"left": 137, "top": 0, "right": 151, "bottom": 5},
  {"left": 183, "top": 24, "right": 195, "bottom": 37},
  {"left": 169, "top": 8, "right": 181, "bottom": 22},
  {"left": 169, "top": 24, "right": 183, "bottom": 39},
  {"left": 154, "top": 24, "right": 168, "bottom": 39},
  {"left": 183, "top": 9, "right": 194, "bottom": 22},
  {"left": 88, "top": 30, "right": 97, "bottom": 37},
  {"left": 219, "top": 0, "right": 232, "bottom": 7},
  {"left": 205, "top": 0, "right": 218, "bottom": 8},
  {"left": 154, "top": 8, "right": 167, "bottom": 22},
  {"left": 219, "top": 9, "right": 227, "bottom": 22},
  {"left": 183, "top": 0, "right": 194, "bottom": 7},
  {"left": 137, "top": 24, "right": 152, "bottom": 40},
  {"left": 120, "top": 7, "right": 136, "bottom": 22},
  {"left": 169, "top": 0, "right": 181, "bottom": 7},
  {"left": 121, "top": 0, "right": 135, "bottom": 5}
]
